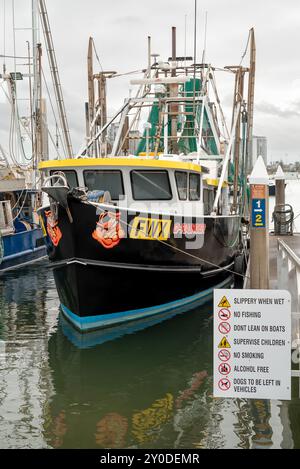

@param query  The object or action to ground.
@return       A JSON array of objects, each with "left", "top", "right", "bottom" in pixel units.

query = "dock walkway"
[
  {"left": 269, "top": 233, "right": 300, "bottom": 288},
  {"left": 269, "top": 233, "right": 300, "bottom": 353}
]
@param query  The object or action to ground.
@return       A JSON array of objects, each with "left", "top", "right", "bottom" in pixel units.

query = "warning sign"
[
  {"left": 219, "top": 363, "right": 231, "bottom": 375},
  {"left": 251, "top": 184, "right": 266, "bottom": 199},
  {"left": 218, "top": 349, "right": 231, "bottom": 362},
  {"left": 218, "top": 296, "right": 231, "bottom": 308},
  {"left": 213, "top": 289, "right": 291, "bottom": 400},
  {"left": 218, "top": 308, "right": 231, "bottom": 321},
  {"left": 218, "top": 322, "right": 231, "bottom": 334},
  {"left": 218, "top": 378, "right": 231, "bottom": 391},
  {"left": 218, "top": 336, "right": 231, "bottom": 349}
]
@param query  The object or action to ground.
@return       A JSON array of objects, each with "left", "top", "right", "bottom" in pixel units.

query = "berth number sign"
[{"left": 252, "top": 198, "right": 266, "bottom": 228}]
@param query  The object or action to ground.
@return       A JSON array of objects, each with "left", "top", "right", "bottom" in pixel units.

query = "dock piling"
[{"left": 249, "top": 155, "right": 270, "bottom": 289}]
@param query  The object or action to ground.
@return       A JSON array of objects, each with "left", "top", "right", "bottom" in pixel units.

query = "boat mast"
[
  {"left": 169, "top": 26, "right": 178, "bottom": 154},
  {"left": 231, "top": 66, "right": 245, "bottom": 214},
  {"left": 246, "top": 28, "right": 256, "bottom": 174},
  {"left": 39, "top": 0, "right": 74, "bottom": 158},
  {"left": 87, "top": 37, "right": 95, "bottom": 157}
]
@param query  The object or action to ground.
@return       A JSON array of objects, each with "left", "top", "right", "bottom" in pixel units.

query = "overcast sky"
[{"left": 1, "top": 0, "right": 300, "bottom": 163}]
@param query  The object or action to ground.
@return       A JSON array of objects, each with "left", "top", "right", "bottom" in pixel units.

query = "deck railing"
[{"left": 277, "top": 239, "right": 300, "bottom": 384}]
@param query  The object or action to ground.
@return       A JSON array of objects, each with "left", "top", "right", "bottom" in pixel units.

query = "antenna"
[
  {"left": 184, "top": 14, "right": 187, "bottom": 70},
  {"left": 2, "top": 0, "right": 6, "bottom": 73},
  {"left": 201, "top": 11, "right": 208, "bottom": 65},
  {"left": 193, "top": 0, "right": 197, "bottom": 115},
  {"left": 147, "top": 36, "right": 151, "bottom": 77}
]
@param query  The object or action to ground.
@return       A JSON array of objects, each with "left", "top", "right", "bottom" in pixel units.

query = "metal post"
[
  {"left": 275, "top": 165, "right": 285, "bottom": 207},
  {"left": 249, "top": 155, "right": 270, "bottom": 289},
  {"left": 274, "top": 165, "right": 286, "bottom": 236}
]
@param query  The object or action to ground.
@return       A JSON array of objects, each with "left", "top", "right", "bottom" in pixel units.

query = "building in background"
[{"left": 248, "top": 136, "right": 267, "bottom": 173}]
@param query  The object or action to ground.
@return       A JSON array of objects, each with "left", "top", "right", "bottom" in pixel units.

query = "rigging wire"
[
  {"left": 0, "top": 54, "right": 33, "bottom": 59},
  {"left": 238, "top": 29, "right": 251, "bottom": 67},
  {"left": 91, "top": 38, "right": 104, "bottom": 72},
  {"left": 12, "top": 190, "right": 29, "bottom": 221},
  {"left": 41, "top": 66, "right": 66, "bottom": 158}
]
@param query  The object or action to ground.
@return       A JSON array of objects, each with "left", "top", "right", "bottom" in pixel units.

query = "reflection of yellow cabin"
[{"left": 132, "top": 393, "right": 174, "bottom": 444}]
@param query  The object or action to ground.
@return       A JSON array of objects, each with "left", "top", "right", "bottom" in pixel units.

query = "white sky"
[{"left": 1, "top": 0, "right": 300, "bottom": 163}]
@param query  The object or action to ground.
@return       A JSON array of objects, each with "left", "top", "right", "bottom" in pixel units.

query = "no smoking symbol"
[
  {"left": 218, "top": 349, "right": 231, "bottom": 362},
  {"left": 218, "top": 378, "right": 231, "bottom": 391},
  {"left": 218, "top": 322, "right": 231, "bottom": 334}
]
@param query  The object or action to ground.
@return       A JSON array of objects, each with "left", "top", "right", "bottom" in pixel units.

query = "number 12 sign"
[{"left": 252, "top": 198, "right": 266, "bottom": 228}]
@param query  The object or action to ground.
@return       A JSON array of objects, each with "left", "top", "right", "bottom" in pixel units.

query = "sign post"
[
  {"left": 214, "top": 289, "right": 291, "bottom": 400},
  {"left": 249, "top": 155, "right": 269, "bottom": 289}
]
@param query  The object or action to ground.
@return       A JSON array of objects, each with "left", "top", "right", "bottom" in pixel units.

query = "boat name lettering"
[
  {"left": 130, "top": 217, "right": 172, "bottom": 240},
  {"left": 173, "top": 223, "right": 206, "bottom": 236}
]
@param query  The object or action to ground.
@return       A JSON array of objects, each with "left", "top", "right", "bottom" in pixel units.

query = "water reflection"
[
  {"left": 45, "top": 307, "right": 216, "bottom": 449},
  {"left": 0, "top": 261, "right": 58, "bottom": 449},
  {"left": 0, "top": 263, "right": 300, "bottom": 448}
]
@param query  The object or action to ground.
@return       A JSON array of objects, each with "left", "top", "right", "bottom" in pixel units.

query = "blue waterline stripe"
[{"left": 61, "top": 276, "right": 231, "bottom": 330}]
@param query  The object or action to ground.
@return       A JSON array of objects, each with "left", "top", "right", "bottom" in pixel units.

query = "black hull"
[{"left": 40, "top": 197, "right": 241, "bottom": 331}]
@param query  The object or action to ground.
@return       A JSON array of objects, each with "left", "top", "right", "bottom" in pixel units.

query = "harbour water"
[
  {"left": 0, "top": 261, "right": 299, "bottom": 449},
  {"left": 0, "top": 179, "right": 300, "bottom": 449}
]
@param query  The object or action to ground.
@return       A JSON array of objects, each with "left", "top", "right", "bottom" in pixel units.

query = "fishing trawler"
[
  {"left": 38, "top": 27, "right": 255, "bottom": 332},
  {"left": 0, "top": 161, "right": 46, "bottom": 272},
  {"left": 0, "top": 0, "right": 76, "bottom": 272}
]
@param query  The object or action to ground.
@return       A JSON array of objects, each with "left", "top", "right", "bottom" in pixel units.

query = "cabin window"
[
  {"left": 50, "top": 170, "right": 78, "bottom": 188},
  {"left": 131, "top": 170, "right": 172, "bottom": 200},
  {"left": 203, "top": 188, "right": 215, "bottom": 215},
  {"left": 189, "top": 174, "right": 201, "bottom": 201},
  {"left": 175, "top": 171, "right": 188, "bottom": 200},
  {"left": 83, "top": 170, "right": 124, "bottom": 200}
]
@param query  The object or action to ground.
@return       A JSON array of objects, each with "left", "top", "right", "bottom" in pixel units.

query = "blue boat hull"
[{"left": 0, "top": 228, "right": 46, "bottom": 272}]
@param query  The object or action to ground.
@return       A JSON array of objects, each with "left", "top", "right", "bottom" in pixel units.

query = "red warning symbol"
[
  {"left": 218, "top": 363, "right": 231, "bottom": 375},
  {"left": 218, "top": 322, "right": 231, "bottom": 334},
  {"left": 218, "top": 349, "right": 231, "bottom": 362},
  {"left": 218, "top": 378, "right": 231, "bottom": 391},
  {"left": 218, "top": 308, "right": 231, "bottom": 321}
]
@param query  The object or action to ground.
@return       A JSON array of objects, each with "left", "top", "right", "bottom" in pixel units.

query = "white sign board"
[{"left": 213, "top": 289, "right": 291, "bottom": 400}]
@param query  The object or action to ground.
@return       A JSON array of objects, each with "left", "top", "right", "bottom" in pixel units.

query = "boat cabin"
[{"left": 39, "top": 157, "right": 228, "bottom": 216}]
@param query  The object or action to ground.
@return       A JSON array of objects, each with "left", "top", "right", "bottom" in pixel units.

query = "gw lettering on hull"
[{"left": 130, "top": 217, "right": 172, "bottom": 240}]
